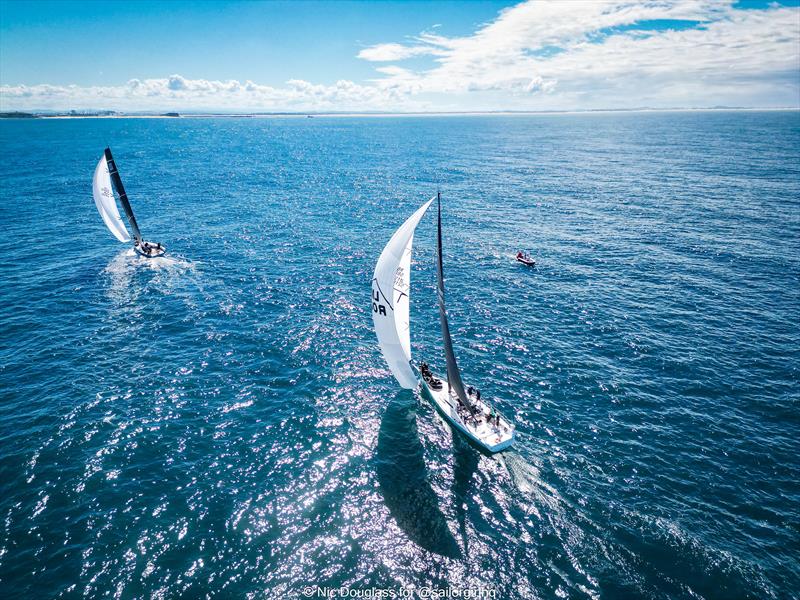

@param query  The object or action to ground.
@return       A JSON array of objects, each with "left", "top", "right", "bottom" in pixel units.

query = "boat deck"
[
  {"left": 135, "top": 241, "right": 166, "bottom": 258},
  {"left": 420, "top": 371, "right": 514, "bottom": 453}
]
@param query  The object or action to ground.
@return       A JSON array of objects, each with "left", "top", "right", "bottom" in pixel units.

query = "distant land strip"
[{"left": 1, "top": 107, "right": 798, "bottom": 119}]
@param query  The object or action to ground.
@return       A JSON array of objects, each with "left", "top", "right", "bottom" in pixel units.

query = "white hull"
[
  {"left": 134, "top": 241, "right": 166, "bottom": 258},
  {"left": 419, "top": 370, "right": 514, "bottom": 453}
]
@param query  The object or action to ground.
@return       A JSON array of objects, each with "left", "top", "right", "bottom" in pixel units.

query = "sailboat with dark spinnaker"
[
  {"left": 92, "top": 147, "right": 165, "bottom": 257},
  {"left": 371, "top": 192, "right": 514, "bottom": 453}
]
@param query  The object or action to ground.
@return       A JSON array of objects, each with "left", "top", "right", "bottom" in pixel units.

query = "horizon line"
[{"left": 2, "top": 106, "right": 799, "bottom": 119}]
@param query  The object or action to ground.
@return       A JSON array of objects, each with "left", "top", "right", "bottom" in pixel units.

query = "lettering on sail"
[
  {"left": 372, "top": 287, "right": 387, "bottom": 316},
  {"left": 393, "top": 265, "right": 406, "bottom": 292},
  {"left": 393, "top": 265, "right": 409, "bottom": 307}
]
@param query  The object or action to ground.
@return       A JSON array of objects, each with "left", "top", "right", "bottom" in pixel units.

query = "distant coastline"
[
  {"left": 0, "top": 111, "right": 38, "bottom": 119},
  {"left": 1, "top": 107, "right": 798, "bottom": 120}
]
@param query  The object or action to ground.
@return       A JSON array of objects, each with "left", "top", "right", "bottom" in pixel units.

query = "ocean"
[{"left": 0, "top": 112, "right": 798, "bottom": 599}]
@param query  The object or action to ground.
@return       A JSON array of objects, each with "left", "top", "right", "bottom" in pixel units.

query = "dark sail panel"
[
  {"left": 104, "top": 147, "right": 143, "bottom": 244},
  {"left": 435, "top": 192, "right": 473, "bottom": 412}
]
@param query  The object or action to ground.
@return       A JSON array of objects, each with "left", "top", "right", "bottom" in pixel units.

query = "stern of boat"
[{"left": 418, "top": 367, "right": 514, "bottom": 454}]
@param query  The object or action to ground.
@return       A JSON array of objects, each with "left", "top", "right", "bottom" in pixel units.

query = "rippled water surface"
[{"left": 1, "top": 113, "right": 798, "bottom": 599}]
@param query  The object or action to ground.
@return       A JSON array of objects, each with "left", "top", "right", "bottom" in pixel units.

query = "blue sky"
[
  {"left": 1, "top": 0, "right": 798, "bottom": 112},
  {"left": 0, "top": 1, "right": 512, "bottom": 86}
]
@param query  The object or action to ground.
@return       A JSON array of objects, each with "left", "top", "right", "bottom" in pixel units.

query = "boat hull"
[
  {"left": 134, "top": 241, "right": 166, "bottom": 258},
  {"left": 516, "top": 257, "right": 535, "bottom": 266},
  {"left": 418, "top": 370, "right": 514, "bottom": 453}
]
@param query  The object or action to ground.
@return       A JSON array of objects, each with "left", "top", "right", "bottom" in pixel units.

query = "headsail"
[
  {"left": 372, "top": 198, "right": 434, "bottom": 388},
  {"left": 435, "top": 192, "right": 473, "bottom": 411},
  {"left": 104, "top": 148, "right": 143, "bottom": 244},
  {"left": 92, "top": 155, "right": 131, "bottom": 243}
]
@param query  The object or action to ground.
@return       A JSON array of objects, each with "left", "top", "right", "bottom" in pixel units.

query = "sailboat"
[
  {"left": 92, "top": 147, "right": 165, "bottom": 258},
  {"left": 372, "top": 193, "right": 515, "bottom": 453}
]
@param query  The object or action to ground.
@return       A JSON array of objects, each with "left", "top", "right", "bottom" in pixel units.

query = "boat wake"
[
  {"left": 105, "top": 248, "right": 195, "bottom": 274},
  {"left": 499, "top": 451, "right": 562, "bottom": 516},
  {"left": 136, "top": 252, "right": 193, "bottom": 270},
  {"left": 102, "top": 249, "right": 198, "bottom": 308}
]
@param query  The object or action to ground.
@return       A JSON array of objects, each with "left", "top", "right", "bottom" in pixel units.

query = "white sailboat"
[
  {"left": 372, "top": 193, "right": 515, "bottom": 453},
  {"left": 92, "top": 147, "right": 165, "bottom": 258}
]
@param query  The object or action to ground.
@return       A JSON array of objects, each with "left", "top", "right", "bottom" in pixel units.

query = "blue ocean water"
[{"left": 0, "top": 112, "right": 798, "bottom": 599}]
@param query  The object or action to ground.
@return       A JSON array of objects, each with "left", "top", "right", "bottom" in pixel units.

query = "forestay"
[
  {"left": 92, "top": 155, "right": 131, "bottom": 243},
  {"left": 372, "top": 198, "right": 434, "bottom": 388}
]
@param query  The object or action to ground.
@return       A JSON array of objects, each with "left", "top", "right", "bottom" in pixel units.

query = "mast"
[
  {"left": 104, "top": 147, "right": 143, "bottom": 245},
  {"left": 436, "top": 191, "right": 473, "bottom": 413}
]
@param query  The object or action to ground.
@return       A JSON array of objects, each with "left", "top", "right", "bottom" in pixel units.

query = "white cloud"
[
  {"left": 357, "top": 43, "right": 443, "bottom": 62},
  {"left": 359, "top": 0, "right": 800, "bottom": 109},
  {"left": 1, "top": 1, "right": 798, "bottom": 112},
  {"left": 0, "top": 75, "right": 413, "bottom": 112}
]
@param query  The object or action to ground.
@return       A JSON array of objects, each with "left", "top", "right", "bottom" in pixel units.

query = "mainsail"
[
  {"left": 435, "top": 192, "right": 473, "bottom": 411},
  {"left": 372, "top": 198, "right": 434, "bottom": 388},
  {"left": 104, "top": 148, "right": 143, "bottom": 244},
  {"left": 92, "top": 155, "right": 131, "bottom": 243}
]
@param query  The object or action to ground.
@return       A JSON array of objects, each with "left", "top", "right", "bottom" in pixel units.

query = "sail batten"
[
  {"left": 104, "top": 148, "right": 142, "bottom": 244},
  {"left": 436, "top": 192, "right": 473, "bottom": 412},
  {"left": 372, "top": 198, "right": 434, "bottom": 388},
  {"left": 92, "top": 155, "right": 131, "bottom": 243}
]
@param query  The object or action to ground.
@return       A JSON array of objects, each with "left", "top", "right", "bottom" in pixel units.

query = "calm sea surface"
[{"left": 0, "top": 112, "right": 798, "bottom": 599}]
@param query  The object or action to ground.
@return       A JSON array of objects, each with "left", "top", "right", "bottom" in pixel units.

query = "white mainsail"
[
  {"left": 93, "top": 155, "right": 131, "bottom": 243},
  {"left": 372, "top": 198, "right": 434, "bottom": 388}
]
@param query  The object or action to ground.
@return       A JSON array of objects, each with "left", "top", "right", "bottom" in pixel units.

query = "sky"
[{"left": 1, "top": 0, "right": 798, "bottom": 113}]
